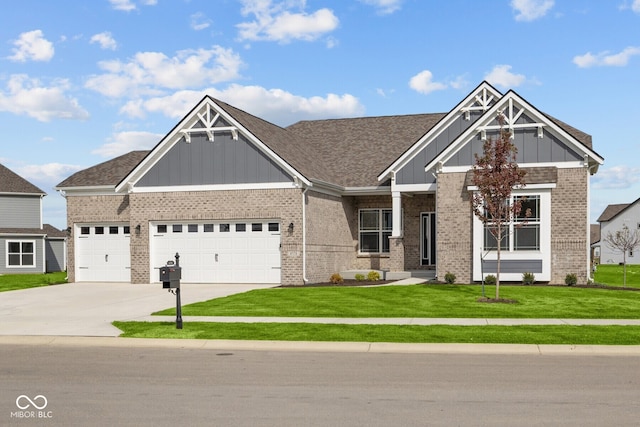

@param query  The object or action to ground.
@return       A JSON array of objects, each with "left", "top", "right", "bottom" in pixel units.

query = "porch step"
[{"left": 341, "top": 270, "right": 437, "bottom": 281}]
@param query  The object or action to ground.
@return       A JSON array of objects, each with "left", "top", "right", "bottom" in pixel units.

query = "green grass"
[
  {"left": 113, "top": 321, "right": 640, "bottom": 345},
  {"left": 0, "top": 271, "right": 67, "bottom": 292},
  {"left": 154, "top": 284, "right": 640, "bottom": 319},
  {"left": 593, "top": 264, "right": 640, "bottom": 288}
]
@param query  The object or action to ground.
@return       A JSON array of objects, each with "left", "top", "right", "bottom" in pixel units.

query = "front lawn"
[
  {"left": 113, "top": 321, "right": 640, "bottom": 345},
  {"left": 0, "top": 272, "right": 67, "bottom": 292},
  {"left": 154, "top": 284, "right": 640, "bottom": 319},
  {"left": 593, "top": 264, "right": 640, "bottom": 288}
]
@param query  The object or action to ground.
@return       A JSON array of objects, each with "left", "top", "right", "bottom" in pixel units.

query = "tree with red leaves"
[{"left": 471, "top": 113, "right": 527, "bottom": 299}]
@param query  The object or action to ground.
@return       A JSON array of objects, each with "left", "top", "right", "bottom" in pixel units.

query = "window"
[
  {"left": 203, "top": 224, "right": 214, "bottom": 233},
  {"left": 220, "top": 224, "right": 230, "bottom": 232},
  {"left": 236, "top": 223, "right": 246, "bottom": 232},
  {"left": 173, "top": 224, "right": 183, "bottom": 233},
  {"left": 268, "top": 223, "right": 279, "bottom": 232},
  {"left": 109, "top": 226, "right": 119, "bottom": 235},
  {"left": 7, "top": 241, "right": 35, "bottom": 267},
  {"left": 95, "top": 227, "right": 104, "bottom": 235},
  {"left": 81, "top": 227, "right": 90, "bottom": 235},
  {"left": 123, "top": 226, "right": 130, "bottom": 234},
  {"left": 359, "top": 209, "right": 392, "bottom": 253},
  {"left": 157, "top": 225, "right": 167, "bottom": 233},
  {"left": 252, "top": 223, "right": 262, "bottom": 232},
  {"left": 188, "top": 224, "right": 198, "bottom": 233},
  {"left": 483, "top": 195, "right": 540, "bottom": 251}
]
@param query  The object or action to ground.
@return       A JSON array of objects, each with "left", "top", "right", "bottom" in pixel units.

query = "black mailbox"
[{"left": 160, "top": 264, "right": 181, "bottom": 289}]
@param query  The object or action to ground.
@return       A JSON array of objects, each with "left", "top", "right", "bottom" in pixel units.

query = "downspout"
[{"left": 302, "top": 186, "right": 309, "bottom": 283}]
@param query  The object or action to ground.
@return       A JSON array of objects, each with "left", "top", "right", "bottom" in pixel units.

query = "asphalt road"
[{"left": 2, "top": 344, "right": 640, "bottom": 426}]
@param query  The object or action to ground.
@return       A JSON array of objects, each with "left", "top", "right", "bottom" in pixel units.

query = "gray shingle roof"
[
  {"left": 286, "top": 113, "right": 446, "bottom": 187},
  {"left": 0, "top": 163, "right": 45, "bottom": 194},
  {"left": 56, "top": 151, "right": 150, "bottom": 188},
  {"left": 590, "top": 224, "right": 600, "bottom": 245},
  {"left": 597, "top": 203, "right": 630, "bottom": 222},
  {"left": 0, "top": 224, "right": 65, "bottom": 238}
]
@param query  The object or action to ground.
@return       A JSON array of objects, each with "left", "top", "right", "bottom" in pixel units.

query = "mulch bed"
[{"left": 279, "top": 280, "right": 394, "bottom": 288}]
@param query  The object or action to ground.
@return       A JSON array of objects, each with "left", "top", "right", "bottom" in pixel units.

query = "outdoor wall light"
[
  {"left": 288, "top": 222, "right": 294, "bottom": 233},
  {"left": 135, "top": 224, "right": 141, "bottom": 234}
]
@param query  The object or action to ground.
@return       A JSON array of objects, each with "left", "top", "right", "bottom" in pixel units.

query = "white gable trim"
[
  {"left": 115, "top": 96, "right": 311, "bottom": 193},
  {"left": 424, "top": 90, "right": 605, "bottom": 174},
  {"left": 377, "top": 81, "right": 503, "bottom": 182}
]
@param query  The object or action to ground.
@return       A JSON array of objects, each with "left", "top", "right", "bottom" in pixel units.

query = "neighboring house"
[
  {"left": 590, "top": 223, "right": 601, "bottom": 267},
  {"left": 56, "top": 81, "right": 603, "bottom": 285},
  {"left": 596, "top": 198, "right": 640, "bottom": 264},
  {"left": 0, "top": 164, "right": 66, "bottom": 274}
]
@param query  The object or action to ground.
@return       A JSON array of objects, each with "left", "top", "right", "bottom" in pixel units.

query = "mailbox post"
[{"left": 160, "top": 252, "right": 182, "bottom": 329}]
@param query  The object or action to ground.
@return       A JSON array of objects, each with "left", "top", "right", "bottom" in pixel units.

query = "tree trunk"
[
  {"left": 623, "top": 252, "right": 627, "bottom": 287},
  {"left": 496, "top": 226, "right": 501, "bottom": 300}
]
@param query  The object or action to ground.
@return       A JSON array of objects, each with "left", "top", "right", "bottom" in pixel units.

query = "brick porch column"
[{"left": 388, "top": 236, "right": 405, "bottom": 272}]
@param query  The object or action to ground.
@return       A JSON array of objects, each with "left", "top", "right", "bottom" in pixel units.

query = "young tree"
[
  {"left": 471, "top": 113, "right": 527, "bottom": 299},
  {"left": 603, "top": 224, "right": 640, "bottom": 286}
]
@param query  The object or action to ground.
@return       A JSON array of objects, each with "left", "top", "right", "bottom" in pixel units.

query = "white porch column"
[{"left": 392, "top": 191, "right": 402, "bottom": 237}]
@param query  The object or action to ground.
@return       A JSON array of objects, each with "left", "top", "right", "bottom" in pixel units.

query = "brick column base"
[{"left": 388, "top": 237, "right": 405, "bottom": 272}]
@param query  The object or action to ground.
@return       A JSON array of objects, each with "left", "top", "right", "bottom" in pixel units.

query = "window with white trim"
[
  {"left": 7, "top": 240, "right": 36, "bottom": 267},
  {"left": 483, "top": 195, "right": 540, "bottom": 251},
  {"left": 359, "top": 209, "right": 392, "bottom": 254}
]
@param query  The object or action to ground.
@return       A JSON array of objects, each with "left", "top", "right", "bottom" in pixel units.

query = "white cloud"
[
  {"left": 109, "top": 0, "right": 156, "bottom": 11},
  {"left": 92, "top": 130, "right": 163, "bottom": 157},
  {"left": 635, "top": 0, "right": 640, "bottom": 12},
  {"left": 120, "top": 84, "right": 365, "bottom": 126},
  {"left": 190, "top": 12, "right": 212, "bottom": 31},
  {"left": 592, "top": 165, "right": 640, "bottom": 190},
  {"left": 85, "top": 46, "right": 243, "bottom": 98},
  {"left": 0, "top": 74, "right": 89, "bottom": 122},
  {"left": 90, "top": 32, "right": 117, "bottom": 50},
  {"left": 510, "top": 0, "right": 554, "bottom": 22},
  {"left": 573, "top": 47, "right": 640, "bottom": 68},
  {"left": 409, "top": 70, "right": 447, "bottom": 95},
  {"left": 358, "top": 0, "right": 403, "bottom": 15},
  {"left": 237, "top": 0, "right": 339, "bottom": 43},
  {"left": 8, "top": 30, "right": 54, "bottom": 62},
  {"left": 484, "top": 65, "right": 527, "bottom": 88},
  {"left": 16, "top": 163, "right": 85, "bottom": 187}
]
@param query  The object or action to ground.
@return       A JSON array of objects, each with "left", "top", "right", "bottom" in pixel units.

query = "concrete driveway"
[{"left": 0, "top": 282, "right": 275, "bottom": 337}]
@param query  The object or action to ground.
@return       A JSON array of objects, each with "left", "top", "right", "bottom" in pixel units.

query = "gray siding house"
[
  {"left": 0, "top": 164, "right": 66, "bottom": 274},
  {"left": 596, "top": 198, "right": 640, "bottom": 265},
  {"left": 56, "top": 81, "right": 603, "bottom": 285}
]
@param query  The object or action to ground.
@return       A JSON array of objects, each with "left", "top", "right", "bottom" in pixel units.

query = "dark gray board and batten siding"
[{"left": 137, "top": 132, "right": 293, "bottom": 187}]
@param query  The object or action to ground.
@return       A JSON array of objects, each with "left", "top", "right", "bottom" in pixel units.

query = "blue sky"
[{"left": 2, "top": 0, "right": 639, "bottom": 229}]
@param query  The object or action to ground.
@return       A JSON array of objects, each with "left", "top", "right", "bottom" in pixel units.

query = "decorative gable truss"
[
  {"left": 115, "top": 96, "right": 310, "bottom": 194},
  {"left": 180, "top": 102, "right": 238, "bottom": 143}
]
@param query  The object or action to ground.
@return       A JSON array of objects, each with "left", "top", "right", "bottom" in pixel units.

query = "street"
[{"left": 1, "top": 343, "right": 640, "bottom": 426}]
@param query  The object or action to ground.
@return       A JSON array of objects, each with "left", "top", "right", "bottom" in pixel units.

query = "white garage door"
[
  {"left": 150, "top": 221, "right": 281, "bottom": 284},
  {"left": 75, "top": 224, "right": 131, "bottom": 282}
]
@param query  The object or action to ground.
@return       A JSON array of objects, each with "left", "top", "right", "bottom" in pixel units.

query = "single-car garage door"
[
  {"left": 150, "top": 221, "right": 281, "bottom": 284},
  {"left": 75, "top": 224, "right": 131, "bottom": 282}
]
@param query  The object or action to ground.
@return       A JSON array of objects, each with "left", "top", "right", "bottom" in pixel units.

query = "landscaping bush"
[
  {"left": 444, "top": 272, "right": 456, "bottom": 284},
  {"left": 565, "top": 273, "right": 577, "bottom": 286},
  {"left": 484, "top": 274, "right": 496, "bottom": 285},
  {"left": 522, "top": 272, "right": 535, "bottom": 285},
  {"left": 354, "top": 273, "right": 365, "bottom": 281},
  {"left": 329, "top": 273, "right": 344, "bottom": 284},
  {"left": 367, "top": 271, "right": 380, "bottom": 281}
]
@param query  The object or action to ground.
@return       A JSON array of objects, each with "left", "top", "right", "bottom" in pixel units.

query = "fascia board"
[
  {"left": 377, "top": 81, "right": 503, "bottom": 182},
  {"left": 425, "top": 90, "right": 604, "bottom": 173}
]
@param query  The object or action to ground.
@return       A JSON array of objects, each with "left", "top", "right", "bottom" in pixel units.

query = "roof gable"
[
  {"left": 0, "top": 163, "right": 45, "bottom": 195},
  {"left": 56, "top": 151, "right": 149, "bottom": 189},
  {"left": 597, "top": 197, "right": 640, "bottom": 223},
  {"left": 425, "top": 89, "right": 604, "bottom": 174},
  {"left": 114, "top": 96, "right": 311, "bottom": 192}
]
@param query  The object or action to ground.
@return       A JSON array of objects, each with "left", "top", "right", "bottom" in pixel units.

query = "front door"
[{"left": 420, "top": 212, "right": 436, "bottom": 266}]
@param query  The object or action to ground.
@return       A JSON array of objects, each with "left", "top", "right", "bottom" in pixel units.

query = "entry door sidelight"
[{"left": 421, "top": 212, "right": 436, "bottom": 266}]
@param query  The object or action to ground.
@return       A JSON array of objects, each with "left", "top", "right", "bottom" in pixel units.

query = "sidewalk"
[{"left": 137, "top": 316, "right": 640, "bottom": 326}]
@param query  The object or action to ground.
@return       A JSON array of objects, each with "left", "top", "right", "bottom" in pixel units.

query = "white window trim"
[
  {"left": 6, "top": 239, "right": 37, "bottom": 269},
  {"left": 473, "top": 190, "right": 551, "bottom": 281},
  {"left": 358, "top": 208, "right": 393, "bottom": 255}
]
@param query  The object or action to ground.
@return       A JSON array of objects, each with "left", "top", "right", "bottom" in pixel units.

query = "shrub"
[
  {"left": 329, "top": 273, "right": 343, "bottom": 284},
  {"left": 444, "top": 272, "right": 456, "bottom": 284},
  {"left": 354, "top": 273, "right": 365, "bottom": 281},
  {"left": 367, "top": 270, "right": 381, "bottom": 281},
  {"left": 484, "top": 274, "right": 497, "bottom": 285},
  {"left": 565, "top": 273, "right": 577, "bottom": 286},
  {"left": 522, "top": 272, "right": 535, "bottom": 285}
]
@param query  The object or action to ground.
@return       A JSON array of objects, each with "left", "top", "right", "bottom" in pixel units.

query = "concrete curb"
[{"left": 2, "top": 335, "right": 640, "bottom": 356}]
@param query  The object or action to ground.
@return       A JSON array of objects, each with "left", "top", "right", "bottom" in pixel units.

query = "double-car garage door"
[{"left": 75, "top": 221, "right": 281, "bottom": 284}]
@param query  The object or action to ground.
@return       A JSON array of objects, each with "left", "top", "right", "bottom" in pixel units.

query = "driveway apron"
[{"left": 0, "top": 282, "right": 274, "bottom": 337}]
